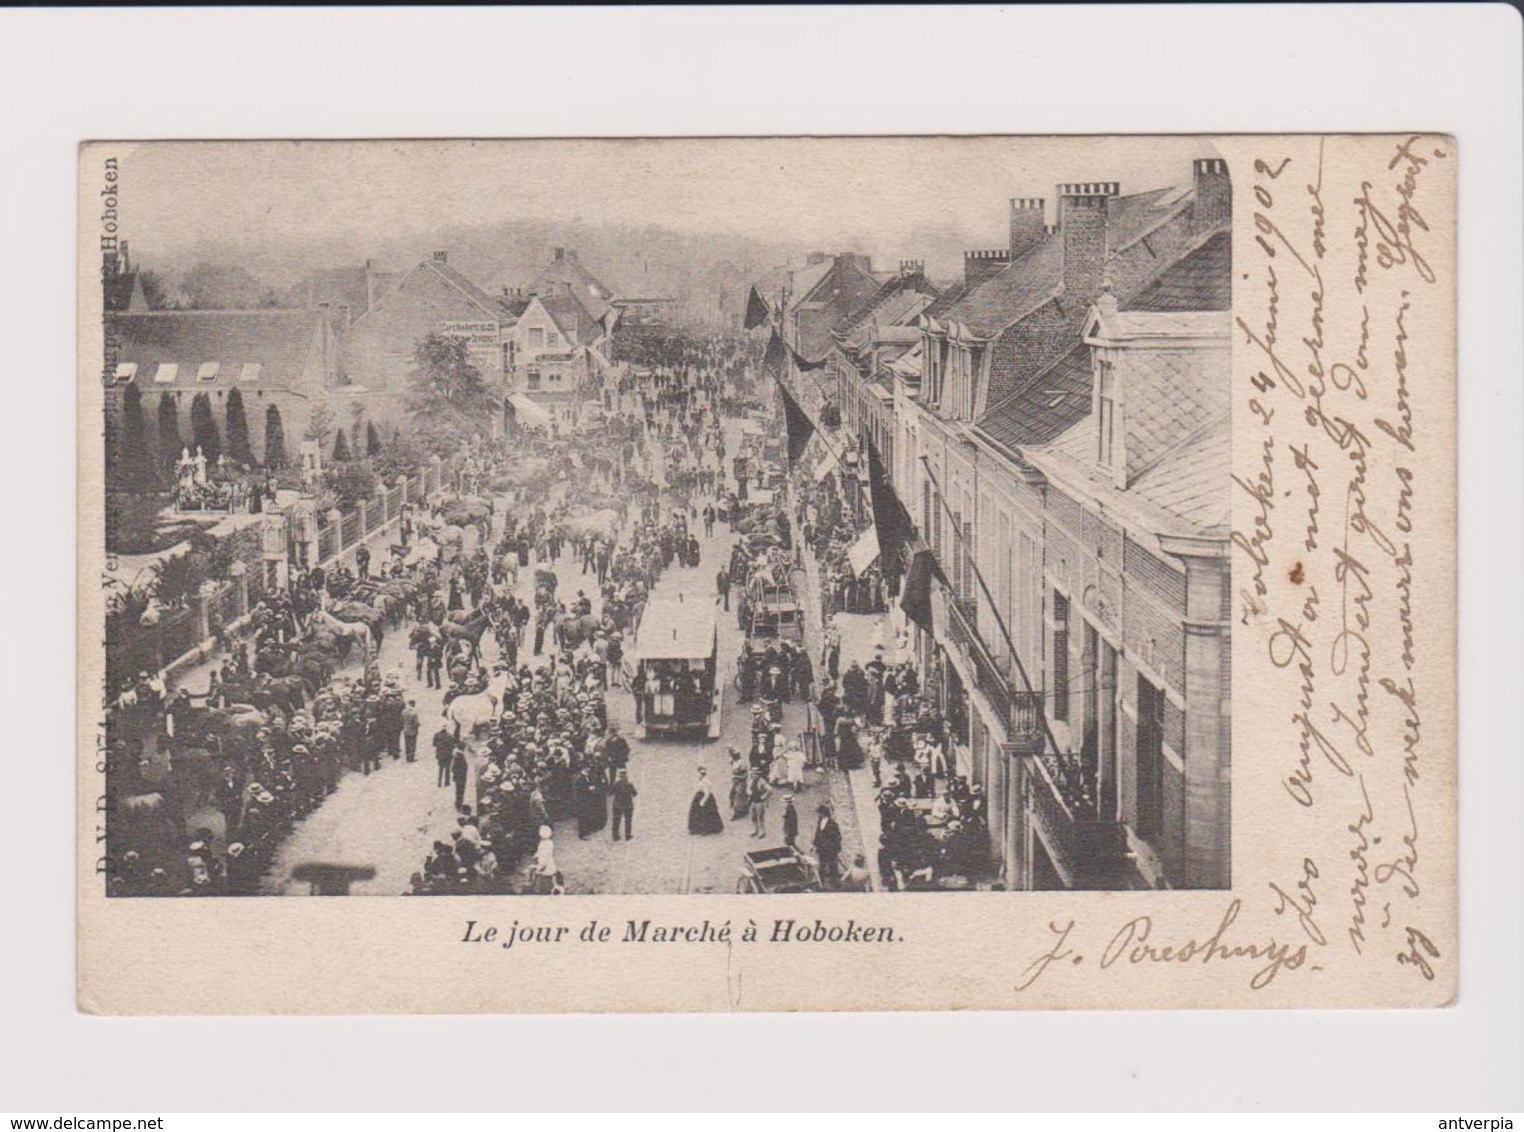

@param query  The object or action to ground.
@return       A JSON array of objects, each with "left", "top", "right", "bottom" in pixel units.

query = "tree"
[
  {"left": 332, "top": 429, "right": 351, "bottom": 462},
  {"left": 406, "top": 333, "right": 496, "bottom": 453},
  {"left": 304, "top": 403, "right": 336, "bottom": 453},
  {"left": 224, "top": 387, "right": 254, "bottom": 467},
  {"left": 139, "top": 269, "right": 169, "bottom": 311},
  {"left": 189, "top": 392, "right": 221, "bottom": 465},
  {"left": 366, "top": 421, "right": 383, "bottom": 457},
  {"left": 156, "top": 393, "right": 183, "bottom": 474},
  {"left": 115, "top": 383, "right": 158, "bottom": 491},
  {"left": 264, "top": 404, "right": 288, "bottom": 470}
]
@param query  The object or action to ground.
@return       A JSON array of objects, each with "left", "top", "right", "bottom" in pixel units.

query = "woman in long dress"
[{"left": 687, "top": 767, "right": 725, "bottom": 835}]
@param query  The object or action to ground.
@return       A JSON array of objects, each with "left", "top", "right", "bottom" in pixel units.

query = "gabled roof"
[
  {"left": 793, "top": 257, "right": 883, "bottom": 362},
  {"left": 748, "top": 260, "right": 835, "bottom": 320},
  {"left": 974, "top": 223, "right": 1231, "bottom": 456},
  {"left": 423, "top": 258, "right": 508, "bottom": 319},
  {"left": 107, "top": 309, "right": 327, "bottom": 391},
  {"left": 535, "top": 290, "right": 602, "bottom": 347},
  {"left": 531, "top": 252, "right": 615, "bottom": 322},
  {"left": 942, "top": 186, "right": 1194, "bottom": 339},
  {"left": 834, "top": 273, "right": 941, "bottom": 353},
  {"left": 355, "top": 256, "right": 508, "bottom": 328}
]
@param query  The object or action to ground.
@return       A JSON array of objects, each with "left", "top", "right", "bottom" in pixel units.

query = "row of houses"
[
  {"left": 759, "top": 158, "right": 1233, "bottom": 892},
  {"left": 104, "top": 245, "right": 629, "bottom": 462}
]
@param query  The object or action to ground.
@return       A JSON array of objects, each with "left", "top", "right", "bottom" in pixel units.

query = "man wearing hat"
[
  {"left": 812, "top": 803, "right": 843, "bottom": 889},
  {"left": 610, "top": 768, "right": 638, "bottom": 841}
]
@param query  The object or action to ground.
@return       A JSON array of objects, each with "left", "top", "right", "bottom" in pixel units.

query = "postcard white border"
[{"left": 4, "top": 2, "right": 1521, "bottom": 1112}]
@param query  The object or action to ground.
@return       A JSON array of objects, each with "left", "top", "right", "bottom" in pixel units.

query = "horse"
[
  {"left": 556, "top": 613, "right": 601, "bottom": 651},
  {"left": 444, "top": 668, "right": 515, "bottom": 734},
  {"left": 313, "top": 610, "right": 375, "bottom": 658}
]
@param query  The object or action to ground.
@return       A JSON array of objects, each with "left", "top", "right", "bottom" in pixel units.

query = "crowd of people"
[{"left": 104, "top": 315, "right": 1001, "bottom": 900}]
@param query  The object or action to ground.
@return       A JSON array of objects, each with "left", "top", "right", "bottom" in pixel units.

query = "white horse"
[
  {"left": 444, "top": 667, "right": 516, "bottom": 733},
  {"left": 313, "top": 610, "right": 374, "bottom": 658}
]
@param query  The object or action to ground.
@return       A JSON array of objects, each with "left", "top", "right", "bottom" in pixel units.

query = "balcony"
[
  {"left": 1026, "top": 748, "right": 1132, "bottom": 890},
  {"left": 941, "top": 589, "right": 1043, "bottom": 750}
]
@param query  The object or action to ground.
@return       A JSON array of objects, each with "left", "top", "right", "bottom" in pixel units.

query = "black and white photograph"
[{"left": 96, "top": 138, "right": 1234, "bottom": 901}]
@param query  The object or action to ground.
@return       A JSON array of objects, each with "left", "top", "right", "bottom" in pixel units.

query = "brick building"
[{"left": 106, "top": 306, "right": 342, "bottom": 470}]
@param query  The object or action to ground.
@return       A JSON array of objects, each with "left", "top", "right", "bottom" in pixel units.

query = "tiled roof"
[
  {"left": 538, "top": 290, "right": 602, "bottom": 347},
  {"left": 794, "top": 258, "right": 883, "bottom": 362},
  {"left": 531, "top": 253, "right": 615, "bottom": 322},
  {"left": 944, "top": 186, "right": 1194, "bottom": 339},
  {"left": 1125, "top": 230, "right": 1231, "bottom": 312},
  {"left": 108, "top": 309, "right": 325, "bottom": 390},
  {"left": 977, "top": 345, "right": 1093, "bottom": 454},
  {"left": 973, "top": 211, "right": 1230, "bottom": 452},
  {"left": 920, "top": 280, "right": 968, "bottom": 320},
  {"left": 1038, "top": 413, "right": 1229, "bottom": 537},
  {"left": 837, "top": 286, "right": 938, "bottom": 352},
  {"left": 424, "top": 259, "right": 509, "bottom": 319}
]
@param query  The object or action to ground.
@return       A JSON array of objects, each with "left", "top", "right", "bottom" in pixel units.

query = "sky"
[{"left": 108, "top": 136, "right": 1222, "bottom": 281}]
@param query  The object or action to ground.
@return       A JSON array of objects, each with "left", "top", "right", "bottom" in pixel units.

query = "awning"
[
  {"left": 847, "top": 526, "right": 879, "bottom": 575},
  {"left": 507, "top": 393, "right": 553, "bottom": 428}
]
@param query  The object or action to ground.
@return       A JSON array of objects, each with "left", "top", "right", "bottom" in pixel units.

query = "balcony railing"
[
  {"left": 941, "top": 589, "right": 1043, "bottom": 749},
  {"left": 1026, "top": 750, "right": 1129, "bottom": 889}
]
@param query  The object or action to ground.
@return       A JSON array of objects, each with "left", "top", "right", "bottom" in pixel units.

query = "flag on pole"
[
  {"left": 743, "top": 285, "right": 771, "bottom": 330},
  {"left": 776, "top": 380, "right": 816, "bottom": 465}
]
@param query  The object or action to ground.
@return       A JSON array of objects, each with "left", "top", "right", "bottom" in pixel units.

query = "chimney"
[
  {"left": 963, "top": 249, "right": 1010, "bottom": 289},
  {"left": 1055, "top": 182, "right": 1119, "bottom": 304},
  {"left": 898, "top": 259, "right": 924, "bottom": 279},
  {"left": 565, "top": 250, "right": 578, "bottom": 264},
  {"left": 1008, "top": 198, "right": 1046, "bottom": 260},
  {"left": 1192, "top": 157, "right": 1231, "bottom": 235},
  {"left": 806, "top": 252, "right": 829, "bottom": 266},
  {"left": 554, "top": 247, "right": 565, "bottom": 262},
  {"left": 119, "top": 241, "right": 131, "bottom": 275},
  {"left": 364, "top": 259, "right": 375, "bottom": 310},
  {"left": 433, "top": 250, "right": 448, "bottom": 264}
]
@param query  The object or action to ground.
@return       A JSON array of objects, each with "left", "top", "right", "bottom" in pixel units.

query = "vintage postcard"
[{"left": 77, "top": 135, "right": 1456, "bottom": 1013}]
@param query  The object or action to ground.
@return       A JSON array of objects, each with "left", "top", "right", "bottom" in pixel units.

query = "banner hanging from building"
[
  {"left": 775, "top": 379, "right": 816, "bottom": 465},
  {"left": 743, "top": 285, "right": 771, "bottom": 330},
  {"left": 865, "top": 438, "right": 914, "bottom": 579},
  {"left": 762, "top": 330, "right": 785, "bottom": 377},
  {"left": 900, "top": 547, "right": 941, "bottom": 633}
]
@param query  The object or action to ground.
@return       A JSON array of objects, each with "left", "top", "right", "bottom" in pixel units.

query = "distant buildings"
[
  {"left": 757, "top": 157, "right": 1233, "bottom": 891},
  {"left": 106, "top": 245, "right": 629, "bottom": 457}
]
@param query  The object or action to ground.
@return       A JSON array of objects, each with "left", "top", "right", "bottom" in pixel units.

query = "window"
[
  {"left": 1097, "top": 357, "right": 1116, "bottom": 466},
  {"left": 547, "top": 332, "right": 560, "bottom": 348},
  {"left": 527, "top": 368, "right": 542, "bottom": 390},
  {"left": 1135, "top": 677, "right": 1165, "bottom": 837},
  {"left": 197, "top": 362, "right": 219, "bottom": 382},
  {"left": 153, "top": 363, "right": 178, "bottom": 384},
  {"left": 114, "top": 363, "right": 137, "bottom": 384},
  {"left": 1052, "top": 590, "right": 1070, "bottom": 722},
  {"left": 502, "top": 341, "right": 516, "bottom": 371},
  {"left": 238, "top": 363, "right": 261, "bottom": 383},
  {"left": 528, "top": 327, "right": 545, "bottom": 349}
]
